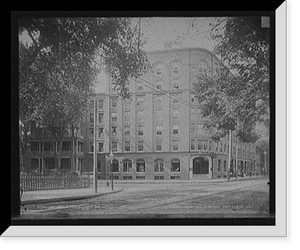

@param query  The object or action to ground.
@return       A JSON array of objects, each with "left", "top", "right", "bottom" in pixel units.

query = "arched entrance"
[{"left": 193, "top": 157, "right": 209, "bottom": 174}]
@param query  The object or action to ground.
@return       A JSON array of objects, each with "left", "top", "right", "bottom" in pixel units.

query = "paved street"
[{"left": 21, "top": 177, "right": 270, "bottom": 218}]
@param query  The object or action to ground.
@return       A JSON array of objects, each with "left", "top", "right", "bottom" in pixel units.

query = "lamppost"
[{"left": 109, "top": 151, "right": 114, "bottom": 190}]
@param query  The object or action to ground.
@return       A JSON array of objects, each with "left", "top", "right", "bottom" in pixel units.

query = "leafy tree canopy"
[
  {"left": 193, "top": 17, "right": 270, "bottom": 143},
  {"left": 19, "top": 17, "right": 149, "bottom": 130}
]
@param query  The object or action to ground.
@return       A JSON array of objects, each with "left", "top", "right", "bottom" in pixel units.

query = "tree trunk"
[
  {"left": 228, "top": 129, "right": 232, "bottom": 181},
  {"left": 57, "top": 139, "right": 63, "bottom": 170},
  {"left": 19, "top": 126, "right": 29, "bottom": 173},
  {"left": 71, "top": 124, "right": 75, "bottom": 172}
]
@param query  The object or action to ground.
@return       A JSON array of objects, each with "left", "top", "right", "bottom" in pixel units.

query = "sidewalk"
[{"left": 21, "top": 185, "right": 123, "bottom": 205}]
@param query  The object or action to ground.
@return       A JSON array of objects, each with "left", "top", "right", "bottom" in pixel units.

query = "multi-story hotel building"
[{"left": 82, "top": 47, "right": 257, "bottom": 180}]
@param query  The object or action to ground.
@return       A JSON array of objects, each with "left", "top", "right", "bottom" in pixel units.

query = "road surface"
[{"left": 22, "top": 177, "right": 270, "bottom": 218}]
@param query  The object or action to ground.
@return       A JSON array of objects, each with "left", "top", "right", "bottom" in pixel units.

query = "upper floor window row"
[{"left": 152, "top": 60, "right": 183, "bottom": 76}]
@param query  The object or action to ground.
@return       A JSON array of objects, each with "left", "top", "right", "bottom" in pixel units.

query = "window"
[
  {"left": 98, "top": 142, "right": 104, "bottom": 152},
  {"left": 173, "top": 79, "right": 180, "bottom": 89},
  {"left": 98, "top": 127, "right": 104, "bottom": 138},
  {"left": 224, "top": 160, "right": 227, "bottom": 172},
  {"left": 112, "top": 159, "right": 119, "bottom": 172},
  {"left": 137, "top": 110, "right": 144, "bottom": 122},
  {"left": 136, "top": 176, "right": 145, "bottom": 180},
  {"left": 98, "top": 113, "right": 104, "bottom": 123},
  {"left": 154, "top": 159, "right": 164, "bottom": 172},
  {"left": 156, "top": 95, "right": 163, "bottom": 106},
  {"left": 138, "top": 124, "right": 144, "bottom": 136},
  {"left": 191, "top": 108, "right": 196, "bottom": 119},
  {"left": 62, "top": 141, "right": 71, "bottom": 151},
  {"left": 61, "top": 158, "right": 71, "bottom": 170},
  {"left": 30, "top": 142, "right": 39, "bottom": 152},
  {"left": 124, "top": 99, "right": 131, "bottom": 107},
  {"left": 209, "top": 140, "right": 212, "bottom": 151},
  {"left": 155, "top": 63, "right": 164, "bottom": 75},
  {"left": 98, "top": 99, "right": 104, "bottom": 109},
  {"left": 89, "top": 142, "right": 94, "bottom": 153},
  {"left": 171, "top": 159, "right": 180, "bottom": 172},
  {"left": 97, "top": 162, "right": 101, "bottom": 173},
  {"left": 203, "top": 140, "right": 208, "bottom": 150},
  {"left": 191, "top": 123, "right": 196, "bottom": 134},
  {"left": 156, "top": 80, "right": 163, "bottom": 89},
  {"left": 88, "top": 100, "right": 94, "bottom": 109},
  {"left": 156, "top": 125, "right": 163, "bottom": 136},
  {"left": 197, "top": 123, "right": 203, "bottom": 134},
  {"left": 137, "top": 81, "right": 144, "bottom": 91},
  {"left": 123, "top": 160, "right": 132, "bottom": 172},
  {"left": 156, "top": 140, "right": 162, "bottom": 151},
  {"left": 124, "top": 111, "right": 130, "bottom": 122},
  {"left": 89, "top": 113, "right": 94, "bottom": 123},
  {"left": 172, "top": 124, "right": 179, "bottom": 135},
  {"left": 77, "top": 142, "right": 83, "bottom": 153},
  {"left": 112, "top": 126, "right": 117, "bottom": 137},
  {"left": 30, "top": 159, "right": 39, "bottom": 172},
  {"left": 124, "top": 126, "right": 130, "bottom": 137},
  {"left": 198, "top": 139, "right": 203, "bottom": 150},
  {"left": 137, "top": 96, "right": 144, "bottom": 107},
  {"left": 156, "top": 109, "right": 163, "bottom": 121},
  {"left": 172, "top": 107, "right": 179, "bottom": 120},
  {"left": 172, "top": 95, "right": 179, "bottom": 104},
  {"left": 45, "top": 158, "right": 55, "bottom": 170},
  {"left": 138, "top": 141, "right": 144, "bottom": 152},
  {"left": 171, "top": 176, "right": 180, "bottom": 180},
  {"left": 124, "top": 141, "right": 130, "bottom": 152},
  {"left": 218, "top": 159, "right": 221, "bottom": 172},
  {"left": 190, "top": 94, "right": 196, "bottom": 103},
  {"left": 44, "top": 142, "right": 54, "bottom": 152},
  {"left": 89, "top": 128, "right": 94, "bottom": 138},
  {"left": 111, "top": 141, "right": 117, "bottom": 152},
  {"left": 173, "top": 62, "right": 180, "bottom": 74},
  {"left": 172, "top": 140, "right": 179, "bottom": 151},
  {"left": 136, "top": 159, "right": 145, "bottom": 172},
  {"left": 191, "top": 139, "right": 196, "bottom": 151},
  {"left": 220, "top": 142, "right": 223, "bottom": 152},
  {"left": 123, "top": 176, "right": 132, "bottom": 180},
  {"left": 111, "top": 112, "right": 117, "bottom": 122},
  {"left": 154, "top": 176, "right": 164, "bottom": 180},
  {"left": 111, "top": 97, "right": 118, "bottom": 108}
]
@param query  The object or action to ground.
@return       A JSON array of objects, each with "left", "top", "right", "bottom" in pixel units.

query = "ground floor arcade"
[{"left": 82, "top": 152, "right": 256, "bottom": 181}]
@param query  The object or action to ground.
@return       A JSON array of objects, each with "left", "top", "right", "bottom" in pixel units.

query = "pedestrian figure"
[{"left": 106, "top": 181, "right": 109, "bottom": 187}]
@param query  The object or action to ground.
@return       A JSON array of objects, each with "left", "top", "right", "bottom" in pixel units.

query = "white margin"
[{"left": 4, "top": 3, "right": 287, "bottom": 236}]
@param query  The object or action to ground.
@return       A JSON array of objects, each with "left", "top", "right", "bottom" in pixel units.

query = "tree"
[
  {"left": 211, "top": 16, "right": 270, "bottom": 126},
  {"left": 19, "top": 17, "right": 149, "bottom": 171},
  {"left": 193, "top": 16, "right": 270, "bottom": 142},
  {"left": 192, "top": 16, "right": 270, "bottom": 179}
]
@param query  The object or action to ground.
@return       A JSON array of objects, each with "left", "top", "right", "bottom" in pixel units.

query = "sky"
[
  {"left": 19, "top": 17, "right": 224, "bottom": 93},
  {"left": 94, "top": 17, "right": 223, "bottom": 93},
  {"left": 132, "top": 17, "right": 221, "bottom": 52}
]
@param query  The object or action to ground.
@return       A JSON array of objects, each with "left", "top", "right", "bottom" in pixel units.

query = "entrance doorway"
[{"left": 193, "top": 157, "right": 209, "bottom": 174}]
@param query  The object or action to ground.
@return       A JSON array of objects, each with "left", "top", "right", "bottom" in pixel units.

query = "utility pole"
[
  {"left": 93, "top": 98, "right": 98, "bottom": 193},
  {"left": 109, "top": 151, "right": 114, "bottom": 191},
  {"left": 228, "top": 129, "right": 232, "bottom": 181},
  {"left": 235, "top": 137, "right": 238, "bottom": 180}
]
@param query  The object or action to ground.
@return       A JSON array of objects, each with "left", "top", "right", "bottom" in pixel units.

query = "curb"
[
  {"left": 22, "top": 188, "right": 123, "bottom": 205},
  {"left": 105, "top": 176, "right": 265, "bottom": 185}
]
